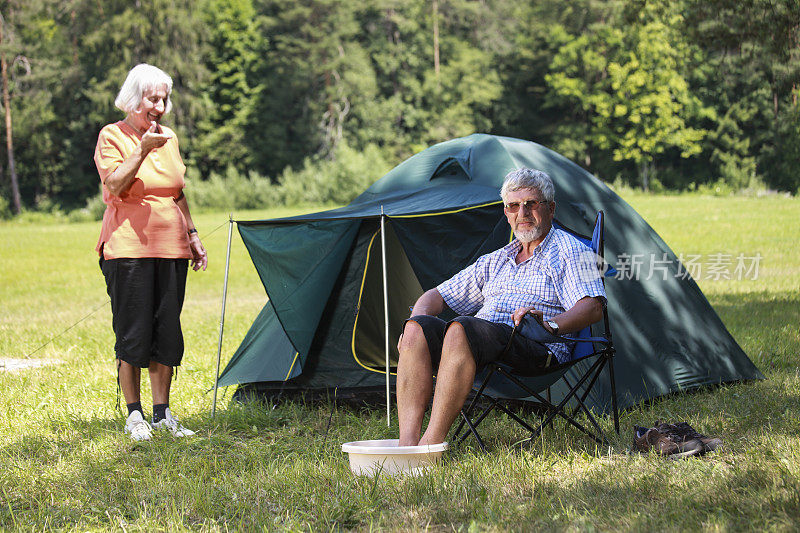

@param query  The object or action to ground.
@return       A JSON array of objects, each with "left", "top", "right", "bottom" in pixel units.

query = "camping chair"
[{"left": 451, "top": 211, "right": 619, "bottom": 451}]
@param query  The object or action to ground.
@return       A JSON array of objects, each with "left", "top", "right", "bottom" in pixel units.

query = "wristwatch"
[{"left": 546, "top": 320, "right": 559, "bottom": 335}]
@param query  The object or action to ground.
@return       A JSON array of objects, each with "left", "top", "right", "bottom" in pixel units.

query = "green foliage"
[
  {"left": 759, "top": 90, "right": 800, "bottom": 193},
  {"left": 0, "top": 194, "right": 10, "bottom": 219},
  {"left": 184, "top": 166, "right": 281, "bottom": 212},
  {"left": 415, "top": 45, "right": 502, "bottom": 146},
  {"left": 683, "top": 0, "right": 800, "bottom": 192},
  {"left": 66, "top": 193, "right": 106, "bottom": 223},
  {"left": 1, "top": 0, "right": 800, "bottom": 216},
  {"left": 708, "top": 106, "right": 759, "bottom": 189},
  {"left": 244, "top": 0, "right": 365, "bottom": 176},
  {"left": 546, "top": 4, "right": 709, "bottom": 189},
  {"left": 276, "top": 141, "right": 391, "bottom": 205},
  {"left": 186, "top": 141, "right": 392, "bottom": 211},
  {"left": 194, "top": 0, "right": 260, "bottom": 175}
]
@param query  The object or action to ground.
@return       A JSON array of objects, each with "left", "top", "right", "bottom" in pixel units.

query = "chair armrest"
[
  {"left": 570, "top": 336, "right": 612, "bottom": 346},
  {"left": 516, "top": 316, "right": 611, "bottom": 346}
]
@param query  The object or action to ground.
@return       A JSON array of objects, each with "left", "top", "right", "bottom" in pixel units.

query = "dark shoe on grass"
[
  {"left": 670, "top": 421, "right": 723, "bottom": 453},
  {"left": 654, "top": 421, "right": 718, "bottom": 455},
  {"left": 633, "top": 425, "right": 703, "bottom": 458}
]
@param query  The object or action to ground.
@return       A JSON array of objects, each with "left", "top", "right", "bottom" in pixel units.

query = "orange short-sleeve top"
[{"left": 94, "top": 121, "right": 192, "bottom": 259}]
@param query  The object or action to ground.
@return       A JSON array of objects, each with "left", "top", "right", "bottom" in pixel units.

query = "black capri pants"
[
  {"left": 404, "top": 315, "right": 553, "bottom": 374},
  {"left": 100, "top": 257, "right": 188, "bottom": 368}
]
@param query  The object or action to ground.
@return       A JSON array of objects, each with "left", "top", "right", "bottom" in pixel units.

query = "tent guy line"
[{"left": 21, "top": 220, "right": 230, "bottom": 362}]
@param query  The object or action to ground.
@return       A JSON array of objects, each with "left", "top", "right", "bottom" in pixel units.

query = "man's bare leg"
[
  {"left": 418, "top": 322, "right": 476, "bottom": 445},
  {"left": 118, "top": 360, "right": 141, "bottom": 405},
  {"left": 149, "top": 361, "right": 173, "bottom": 406},
  {"left": 396, "top": 320, "right": 434, "bottom": 446}
]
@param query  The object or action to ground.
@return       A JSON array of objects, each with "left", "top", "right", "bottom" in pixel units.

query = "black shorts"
[
  {"left": 100, "top": 257, "right": 188, "bottom": 368},
  {"left": 404, "top": 315, "right": 552, "bottom": 374}
]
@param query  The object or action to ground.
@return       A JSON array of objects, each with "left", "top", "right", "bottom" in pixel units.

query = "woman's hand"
[
  {"left": 140, "top": 121, "right": 172, "bottom": 153},
  {"left": 103, "top": 122, "right": 171, "bottom": 197},
  {"left": 189, "top": 234, "right": 208, "bottom": 271}
]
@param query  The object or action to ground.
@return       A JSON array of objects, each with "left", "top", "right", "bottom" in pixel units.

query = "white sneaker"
[
  {"left": 124, "top": 410, "right": 153, "bottom": 441},
  {"left": 152, "top": 407, "right": 196, "bottom": 437}
]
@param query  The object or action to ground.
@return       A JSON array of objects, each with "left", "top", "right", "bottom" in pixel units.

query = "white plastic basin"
[{"left": 341, "top": 439, "right": 448, "bottom": 477}]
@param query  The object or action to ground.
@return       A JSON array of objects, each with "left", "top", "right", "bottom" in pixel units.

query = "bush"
[
  {"left": 276, "top": 142, "right": 391, "bottom": 206},
  {"left": 0, "top": 195, "right": 11, "bottom": 220},
  {"left": 694, "top": 178, "right": 735, "bottom": 196},
  {"left": 186, "top": 142, "right": 392, "bottom": 211},
  {"left": 67, "top": 193, "right": 106, "bottom": 222},
  {"left": 185, "top": 166, "right": 282, "bottom": 211},
  {"left": 34, "top": 195, "right": 64, "bottom": 217}
]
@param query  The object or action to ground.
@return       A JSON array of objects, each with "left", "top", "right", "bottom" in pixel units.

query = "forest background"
[{"left": 0, "top": 0, "right": 798, "bottom": 219}]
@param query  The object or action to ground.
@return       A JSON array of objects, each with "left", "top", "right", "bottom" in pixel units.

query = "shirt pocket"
[{"left": 515, "top": 273, "right": 550, "bottom": 295}]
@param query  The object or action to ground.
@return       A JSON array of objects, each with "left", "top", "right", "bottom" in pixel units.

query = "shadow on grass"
[
  {"left": 521, "top": 454, "right": 800, "bottom": 530},
  {"left": 709, "top": 290, "right": 800, "bottom": 372}
]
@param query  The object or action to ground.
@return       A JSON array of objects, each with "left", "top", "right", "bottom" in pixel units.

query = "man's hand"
[
  {"left": 512, "top": 306, "right": 544, "bottom": 326},
  {"left": 398, "top": 288, "right": 447, "bottom": 353},
  {"left": 513, "top": 297, "right": 603, "bottom": 335}
]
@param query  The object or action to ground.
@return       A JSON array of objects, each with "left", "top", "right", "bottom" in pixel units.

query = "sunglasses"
[{"left": 503, "top": 199, "right": 549, "bottom": 213}]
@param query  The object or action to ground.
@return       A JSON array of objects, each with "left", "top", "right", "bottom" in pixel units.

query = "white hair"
[
  {"left": 114, "top": 64, "right": 173, "bottom": 114},
  {"left": 500, "top": 168, "right": 555, "bottom": 203}
]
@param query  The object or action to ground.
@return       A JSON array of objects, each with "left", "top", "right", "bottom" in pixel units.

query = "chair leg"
[
  {"left": 457, "top": 409, "right": 487, "bottom": 451},
  {"left": 569, "top": 381, "right": 609, "bottom": 444},
  {"left": 608, "top": 352, "right": 620, "bottom": 434},
  {"left": 493, "top": 402, "right": 538, "bottom": 434},
  {"left": 530, "top": 356, "right": 609, "bottom": 446},
  {"left": 456, "top": 396, "right": 539, "bottom": 451},
  {"left": 451, "top": 413, "right": 468, "bottom": 442},
  {"left": 455, "top": 349, "right": 620, "bottom": 451},
  {"left": 578, "top": 362, "right": 604, "bottom": 405},
  {"left": 521, "top": 398, "right": 600, "bottom": 446},
  {"left": 540, "top": 405, "right": 607, "bottom": 446},
  {"left": 568, "top": 350, "right": 619, "bottom": 439},
  {"left": 566, "top": 360, "right": 612, "bottom": 443},
  {"left": 456, "top": 397, "right": 501, "bottom": 446},
  {"left": 455, "top": 368, "right": 547, "bottom": 450}
]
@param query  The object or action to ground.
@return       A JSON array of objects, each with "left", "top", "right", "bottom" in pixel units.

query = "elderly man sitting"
[{"left": 396, "top": 168, "right": 607, "bottom": 446}]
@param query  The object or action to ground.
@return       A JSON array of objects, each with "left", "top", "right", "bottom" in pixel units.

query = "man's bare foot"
[
  {"left": 398, "top": 435, "right": 420, "bottom": 446},
  {"left": 418, "top": 433, "right": 445, "bottom": 446}
]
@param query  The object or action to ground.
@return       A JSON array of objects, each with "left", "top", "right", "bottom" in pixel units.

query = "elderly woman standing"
[{"left": 95, "top": 64, "right": 207, "bottom": 441}]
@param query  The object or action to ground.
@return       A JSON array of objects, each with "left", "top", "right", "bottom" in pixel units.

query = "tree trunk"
[
  {"left": 639, "top": 161, "right": 650, "bottom": 191},
  {"left": 0, "top": 13, "right": 21, "bottom": 214}
]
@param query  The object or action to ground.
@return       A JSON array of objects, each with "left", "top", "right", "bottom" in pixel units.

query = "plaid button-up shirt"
[{"left": 437, "top": 227, "right": 606, "bottom": 363}]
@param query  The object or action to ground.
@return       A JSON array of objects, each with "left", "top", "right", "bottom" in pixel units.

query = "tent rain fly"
[{"left": 215, "top": 134, "right": 762, "bottom": 413}]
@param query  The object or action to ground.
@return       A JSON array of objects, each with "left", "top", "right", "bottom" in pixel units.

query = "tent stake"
[
  {"left": 380, "top": 207, "right": 391, "bottom": 427},
  {"left": 212, "top": 215, "right": 234, "bottom": 416}
]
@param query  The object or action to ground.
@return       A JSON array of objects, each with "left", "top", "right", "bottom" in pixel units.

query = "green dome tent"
[{"left": 216, "top": 134, "right": 762, "bottom": 413}]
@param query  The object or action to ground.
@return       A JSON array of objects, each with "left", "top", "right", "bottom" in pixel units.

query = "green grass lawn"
[{"left": 1, "top": 194, "right": 799, "bottom": 531}]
